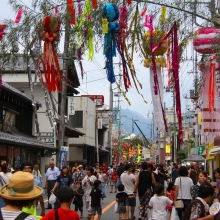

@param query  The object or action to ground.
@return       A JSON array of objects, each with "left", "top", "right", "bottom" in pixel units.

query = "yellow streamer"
[
  {"left": 116, "top": 81, "right": 131, "bottom": 106},
  {"left": 102, "top": 18, "right": 108, "bottom": 34},
  {"left": 160, "top": 6, "right": 166, "bottom": 24}
]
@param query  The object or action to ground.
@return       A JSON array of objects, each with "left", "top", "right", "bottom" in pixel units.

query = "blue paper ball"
[{"left": 102, "top": 3, "right": 119, "bottom": 22}]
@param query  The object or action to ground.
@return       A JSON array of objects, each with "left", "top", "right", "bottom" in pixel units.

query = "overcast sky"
[{"left": 0, "top": 0, "right": 195, "bottom": 119}]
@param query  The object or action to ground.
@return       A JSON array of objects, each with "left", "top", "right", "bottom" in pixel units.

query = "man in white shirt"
[
  {"left": 121, "top": 163, "right": 136, "bottom": 220},
  {"left": 45, "top": 161, "right": 60, "bottom": 209}
]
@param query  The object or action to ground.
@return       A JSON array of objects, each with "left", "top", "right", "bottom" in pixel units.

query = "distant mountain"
[{"left": 120, "top": 108, "right": 157, "bottom": 139}]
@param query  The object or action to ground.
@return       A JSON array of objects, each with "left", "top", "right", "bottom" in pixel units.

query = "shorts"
[
  {"left": 126, "top": 196, "right": 136, "bottom": 207},
  {"left": 111, "top": 182, "right": 117, "bottom": 186},
  {"left": 91, "top": 206, "right": 102, "bottom": 215},
  {"left": 117, "top": 205, "right": 126, "bottom": 214}
]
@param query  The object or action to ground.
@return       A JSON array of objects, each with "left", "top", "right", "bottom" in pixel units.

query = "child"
[
  {"left": 73, "top": 182, "right": 84, "bottom": 218},
  {"left": 90, "top": 180, "right": 102, "bottom": 220},
  {"left": 116, "top": 184, "right": 128, "bottom": 220},
  {"left": 111, "top": 168, "right": 118, "bottom": 193},
  {"left": 166, "top": 182, "right": 175, "bottom": 214},
  {"left": 42, "top": 186, "right": 79, "bottom": 220},
  {"left": 149, "top": 184, "right": 173, "bottom": 220}
]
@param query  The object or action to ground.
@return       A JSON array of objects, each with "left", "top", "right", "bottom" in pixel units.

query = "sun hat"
[
  {"left": 78, "top": 165, "right": 83, "bottom": 168},
  {"left": 0, "top": 171, "right": 42, "bottom": 200}
]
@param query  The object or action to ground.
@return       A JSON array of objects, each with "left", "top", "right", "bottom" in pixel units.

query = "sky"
[{"left": 0, "top": 0, "right": 196, "bottom": 119}]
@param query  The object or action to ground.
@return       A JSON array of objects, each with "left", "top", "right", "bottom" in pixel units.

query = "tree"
[{"left": 177, "top": 149, "right": 187, "bottom": 162}]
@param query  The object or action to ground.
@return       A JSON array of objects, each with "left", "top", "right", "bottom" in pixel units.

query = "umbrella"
[{"left": 182, "top": 155, "right": 206, "bottom": 162}]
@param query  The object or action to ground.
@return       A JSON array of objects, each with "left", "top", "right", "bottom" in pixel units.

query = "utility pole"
[
  {"left": 108, "top": 83, "right": 113, "bottom": 165},
  {"left": 57, "top": 1, "right": 70, "bottom": 165}
]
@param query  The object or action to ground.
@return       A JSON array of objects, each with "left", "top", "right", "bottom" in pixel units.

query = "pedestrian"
[
  {"left": 90, "top": 180, "right": 102, "bottom": 220},
  {"left": 41, "top": 186, "right": 79, "bottom": 220},
  {"left": 74, "top": 165, "right": 85, "bottom": 184},
  {"left": 121, "top": 164, "right": 136, "bottom": 220},
  {"left": 98, "top": 167, "right": 108, "bottom": 203},
  {"left": 183, "top": 182, "right": 215, "bottom": 220},
  {"left": 72, "top": 162, "right": 79, "bottom": 174},
  {"left": 158, "top": 164, "right": 166, "bottom": 186},
  {"left": 108, "top": 166, "right": 113, "bottom": 185},
  {"left": 166, "top": 182, "right": 175, "bottom": 215},
  {"left": 50, "top": 165, "right": 73, "bottom": 205},
  {"left": 0, "top": 171, "right": 42, "bottom": 220},
  {"left": 215, "top": 168, "right": 220, "bottom": 201},
  {"left": 116, "top": 184, "right": 135, "bottom": 220},
  {"left": 148, "top": 164, "right": 159, "bottom": 194},
  {"left": 148, "top": 184, "right": 173, "bottom": 220},
  {"left": 45, "top": 161, "right": 60, "bottom": 209},
  {"left": 94, "top": 163, "right": 100, "bottom": 174},
  {"left": 0, "top": 162, "right": 12, "bottom": 209},
  {"left": 32, "top": 164, "right": 42, "bottom": 183},
  {"left": 117, "top": 163, "right": 124, "bottom": 186},
  {"left": 189, "top": 165, "right": 197, "bottom": 185},
  {"left": 102, "top": 162, "right": 108, "bottom": 174},
  {"left": 171, "top": 164, "right": 179, "bottom": 183},
  {"left": 174, "top": 166, "right": 193, "bottom": 220},
  {"left": 21, "top": 162, "right": 45, "bottom": 217},
  {"left": 110, "top": 168, "right": 118, "bottom": 193},
  {"left": 134, "top": 163, "right": 140, "bottom": 178},
  {"left": 191, "top": 170, "right": 218, "bottom": 205},
  {"left": 82, "top": 166, "right": 97, "bottom": 219},
  {"left": 73, "top": 182, "right": 84, "bottom": 218},
  {"left": 66, "top": 161, "right": 72, "bottom": 172},
  {"left": 134, "top": 161, "right": 156, "bottom": 220}
]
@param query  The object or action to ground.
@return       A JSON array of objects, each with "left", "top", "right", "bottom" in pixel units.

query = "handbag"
[
  {"left": 114, "top": 203, "right": 118, "bottom": 213},
  {"left": 174, "top": 178, "right": 184, "bottom": 208}
]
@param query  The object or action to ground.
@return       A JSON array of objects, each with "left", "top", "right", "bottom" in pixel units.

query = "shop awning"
[
  {"left": 0, "top": 131, "right": 55, "bottom": 150},
  {"left": 210, "top": 147, "right": 220, "bottom": 155},
  {"left": 64, "top": 125, "right": 85, "bottom": 138}
]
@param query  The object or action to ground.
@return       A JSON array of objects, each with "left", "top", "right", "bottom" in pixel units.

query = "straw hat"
[{"left": 0, "top": 171, "right": 42, "bottom": 200}]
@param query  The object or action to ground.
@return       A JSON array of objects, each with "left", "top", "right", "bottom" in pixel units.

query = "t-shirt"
[
  {"left": 98, "top": 173, "right": 107, "bottom": 183},
  {"left": 174, "top": 177, "right": 193, "bottom": 199},
  {"left": 56, "top": 175, "right": 73, "bottom": 188},
  {"left": 121, "top": 172, "right": 136, "bottom": 195},
  {"left": 112, "top": 172, "right": 118, "bottom": 182},
  {"left": 90, "top": 188, "right": 102, "bottom": 207},
  {"left": 149, "top": 196, "right": 172, "bottom": 220},
  {"left": 116, "top": 192, "right": 128, "bottom": 206},
  {"left": 183, "top": 200, "right": 205, "bottom": 220},
  {"left": 0, "top": 209, "right": 37, "bottom": 220},
  {"left": 41, "top": 208, "right": 79, "bottom": 220},
  {"left": 74, "top": 187, "right": 84, "bottom": 204},
  {"left": 171, "top": 169, "right": 178, "bottom": 183}
]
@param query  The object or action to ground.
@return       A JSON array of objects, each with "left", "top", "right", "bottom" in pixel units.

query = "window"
[{"left": 69, "top": 111, "right": 83, "bottom": 128}]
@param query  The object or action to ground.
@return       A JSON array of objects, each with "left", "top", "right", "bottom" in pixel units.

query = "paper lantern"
[
  {"left": 193, "top": 28, "right": 220, "bottom": 54},
  {"left": 144, "top": 57, "right": 167, "bottom": 68},
  {"left": 143, "top": 30, "right": 168, "bottom": 56}
]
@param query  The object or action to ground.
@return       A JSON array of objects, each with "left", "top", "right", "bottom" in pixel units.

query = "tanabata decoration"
[
  {"left": 144, "top": 57, "right": 167, "bottom": 68},
  {"left": 68, "top": 0, "right": 76, "bottom": 25},
  {"left": 193, "top": 28, "right": 220, "bottom": 54},
  {"left": 102, "top": 3, "right": 120, "bottom": 83},
  {"left": 40, "top": 16, "right": 68, "bottom": 92},
  {"left": 14, "top": 8, "right": 24, "bottom": 24},
  {"left": 199, "top": 59, "right": 220, "bottom": 142},
  {"left": 0, "top": 24, "right": 7, "bottom": 41}
]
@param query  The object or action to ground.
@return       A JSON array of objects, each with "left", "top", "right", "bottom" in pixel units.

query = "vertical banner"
[{"left": 59, "top": 146, "right": 69, "bottom": 170}]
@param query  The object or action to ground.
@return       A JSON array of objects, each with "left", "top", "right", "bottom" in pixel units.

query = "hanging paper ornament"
[
  {"left": 14, "top": 8, "right": 24, "bottom": 24},
  {"left": 102, "top": 3, "right": 120, "bottom": 83},
  {"left": 40, "top": 16, "right": 67, "bottom": 92},
  {"left": 160, "top": 6, "right": 166, "bottom": 24},
  {"left": 68, "top": 0, "right": 74, "bottom": 13},
  {"left": 141, "top": 7, "right": 147, "bottom": 17},
  {"left": 193, "top": 28, "right": 220, "bottom": 54},
  {"left": 92, "top": 0, "right": 98, "bottom": 9},
  {"left": 70, "top": 7, "right": 76, "bottom": 25},
  {"left": 143, "top": 30, "right": 168, "bottom": 56},
  {"left": 55, "top": 6, "right": 59, "bottom": 16},
  {"left": 127, "top": 0, "right": 132, "bottom": 5},
  {"left": 0, "top": 24, "right": 7, "bottom": 41},
  {"left": 102, "top": 18, "right": 108, "bottom": 34},
  {"left": 144, "top": 57, "right": 167, "bottom": 68}
]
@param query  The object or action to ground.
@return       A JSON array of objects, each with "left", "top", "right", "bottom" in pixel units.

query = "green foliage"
[{"left": 177, "top": 149, "right": 187, "bottom": 162}]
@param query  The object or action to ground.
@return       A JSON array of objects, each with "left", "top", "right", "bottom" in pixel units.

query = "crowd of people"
[{"left": 0, "top": 161, "right": 220, "bottom": 220}]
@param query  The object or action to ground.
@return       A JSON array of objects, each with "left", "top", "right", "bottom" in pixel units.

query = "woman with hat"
[{"left": 0, "top": 171, "right": 42, "bottom": 220}]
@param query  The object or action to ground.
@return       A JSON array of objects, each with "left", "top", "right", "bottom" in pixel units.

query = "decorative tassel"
[
  {"left": 68, "top": 0, "right": 73, "bottom": 14},
  {"left": 70, "top": 7, "right": 76, "bottom": 25},
  {"left": 160, "top": 6, "right": 166, "bottom": 23},
  {"left": 102, "top": 18, "right": 108, "bottom": 34},
  {"left": 141, "top": 7, "right": 147, "bottom": 17},
  {"left": 14, "top": 8, "right": 24, "bottom": 24},
  {"left": 92, "top": 0, "right": 98, "bottom": 10}
]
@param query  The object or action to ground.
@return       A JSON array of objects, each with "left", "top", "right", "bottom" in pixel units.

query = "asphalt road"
[{"left": 38, "top": 185, "right": 140, "bottom": 219}]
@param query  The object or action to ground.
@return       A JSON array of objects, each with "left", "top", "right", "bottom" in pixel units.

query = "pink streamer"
[
  {"left": 14, "top": 8, "right": 24, "bottom": 24},
  {"left": 55, "top": 6, "right": 59, "bottom": 16}
]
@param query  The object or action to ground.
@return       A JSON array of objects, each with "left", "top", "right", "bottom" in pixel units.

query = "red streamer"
[
  {"left": 92, "top": 0, "right": 98, "bottom": 9},
  {"left": 128, "top": 0, "right": 132, "bottom": 5},
  {"left": 68, "top": 0, "right": 73, "bottom": 14},
  {"left": 55, "top": 6, "right": 59, "bottom": 15},
  {"left": 70, "top": 8, "right": 76, "bottom": 25},
  {"left": 167, "top": 42, "right": 171, "bottom": 87},
  {"left": 141, "top": 7, "right": 147, "bottom": 16}
]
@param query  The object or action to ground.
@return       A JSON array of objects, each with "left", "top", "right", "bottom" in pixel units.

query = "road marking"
[{"left": 94, "top": 200, "right": 116, "bottom": 220}]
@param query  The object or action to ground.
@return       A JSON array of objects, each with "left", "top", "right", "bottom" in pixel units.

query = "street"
[{"left": 38, "top": 185, "right": 140, "bottom": 219}]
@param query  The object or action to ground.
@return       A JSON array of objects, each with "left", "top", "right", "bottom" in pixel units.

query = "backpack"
[{"left": 0, "top": 208, "right": 30, "bottom": 220}]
